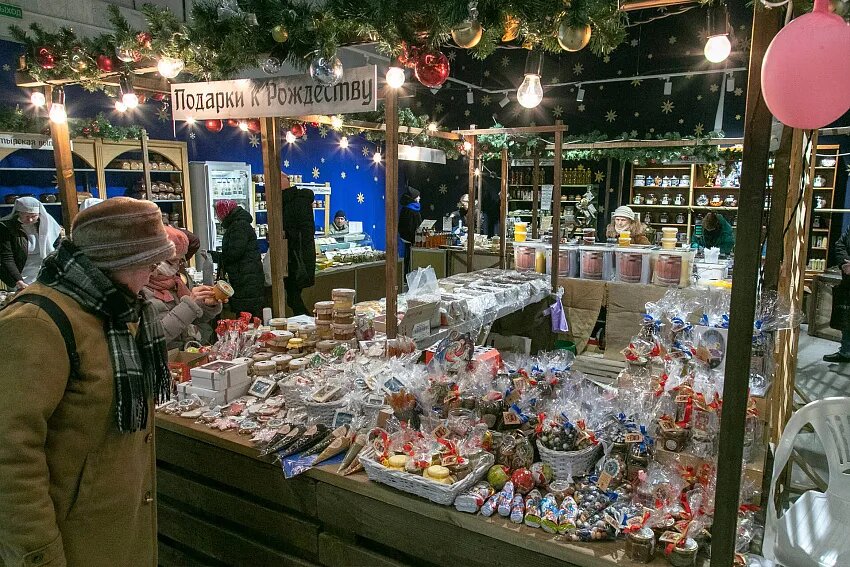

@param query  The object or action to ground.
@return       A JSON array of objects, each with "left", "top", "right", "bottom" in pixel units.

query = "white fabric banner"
[
  {"left": 170, "top": 66, "right": 378, "bottom": 120},
  {"left": 0, "top": 132, "right": 55, "bottom": 150}
]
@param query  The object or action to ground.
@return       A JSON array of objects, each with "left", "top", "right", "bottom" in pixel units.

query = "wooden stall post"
[
  {"left": 499, "top": 148, "right": 508, "bottom": 269},
  {"left": 465, "top": 135, "right": 476, "bottom": 272},
  {"left": 550, "top": 121, "right": 564, "bottom": 291},
  {"left": 531, "top": 152, "right": 540, "bottom": 239},
  {"left": 46, "top": 86, "right": 78, "bottom": 229},
  {"left": 384, "top": 86, "right": 400, "bottom": 338},
  {"left": 710, "top": 4, "right": 781, "bottom": 566},
  {"left": 259, "top": 118, "right": 287, "bottom": 317},
  {"left": 763, "top": 126, "right": 801, "bottom": 291}
]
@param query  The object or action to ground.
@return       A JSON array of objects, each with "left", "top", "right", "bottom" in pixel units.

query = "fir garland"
[{"left": 0, "top": 106, "right": 142, "bottom": 141}]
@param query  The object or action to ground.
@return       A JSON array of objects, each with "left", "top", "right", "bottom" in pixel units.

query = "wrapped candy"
[
  {"left": 509, "top": 495, "right": 525, "bottom": 524},
  {"left": 497, "top": 481, "right": 515, "bottom": 517},
  {"left": 523, "top": 489, "right": 542, "bottom": 527},
  {"left": 455, "top": 482, "right": 493, "bottom": 514},
  {"left": 480, "top": 492, "right": 500, "bottom": 517},
  {"left": 558, "top": 495, "right": 579, "bottom": 533},
  {"left": 539, "top": 493, "right": 560, "bottom": 534}
]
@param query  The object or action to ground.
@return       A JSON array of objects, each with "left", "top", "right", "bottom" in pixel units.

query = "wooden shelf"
[
  {"left": 510, "top": 184, "right": 594, "bottom": 188},
  {"left": 0, "top": 167, "right": 96, "bottom": 172},
  {"left": 104, "top": 168, "right": 182, "bottom": 173},
  {"left": 692, "top": 206, "right": 738, "bottom": 211},
  {"left": 633, "top": 185, "right": 691, "bottom": 190},
  {"left": 630, "top": 204, "right": 690, "bottom": 209}
]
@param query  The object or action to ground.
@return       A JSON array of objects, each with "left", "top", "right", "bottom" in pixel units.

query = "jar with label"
[
  {"left": 666, "top": 538, "right": 698, "bottom": 567},
  {"left": 674, "top": 193, "right": 685, "bottom": 205},
  {"left": 332, "top": 288, "right": 356, "bottom": 310},
  {"left": 646, "top": 193, "right": 657, "bottom": 205},
  {"left": 675, "top": 212, "right": 685, "bottom": 224},
  {"left": 332, "top": 323, "right": 356, "bottom": 340},
  {"left": 659, "top": 212, "right": 669, "bottom": 224},
  {"left": 314, "top": 301, "right": 334, "bottom": 321},
  {"left": 659, "top": 427, "right": 690, "bottom": 452},
  {"left": 625, "top": 527, "right": 655, "bottom": 563},
  {"left": 660, "top": 193, "right": 671, "bottom": 205},
  {"left": 634, "top": 194, "right": 644, "bottom": 205},
  {"left": 287, "top": 337, "right": 304, "bottom": 355}
]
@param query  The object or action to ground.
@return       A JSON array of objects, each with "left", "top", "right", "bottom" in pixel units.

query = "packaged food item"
[
  {"left": 625, "top": 527, "right": 656, "bottom": 563},
  {"left": 332, "top": 288, "right": 356, "bottom": 310},
  {"left": 523, "top": 489, "right": 542, "bottom": 527},
  {"left": 314, "top": 301, "right": 334, "bottom": 321}
]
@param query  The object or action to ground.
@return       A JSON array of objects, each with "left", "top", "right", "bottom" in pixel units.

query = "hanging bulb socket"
[
  {"left": 119, "top": 74, "right": 139, "bottom": 109},
  {"left": 48, "top": 86, "right": 67, "bottom": 124},
  {"left": 517, "top": 51, "right": 544, "bottom": 109},
  {"left": 30, "top": 90, "right": 46, "bottom": 107},
  {"left": 704, "top": 3, "right": 731, "bottom": 63}
]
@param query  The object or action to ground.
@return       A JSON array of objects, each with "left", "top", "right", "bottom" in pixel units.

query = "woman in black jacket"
[
  {"left": 826, "top": 226, "right": 850, "bottom": 363},
  {"left": 212, "top": 200, "right": 265, "bottom": 317},
  {"left": 398, "top": 187, "right": 421, "bottom": 276},
  {"left": 281, "top": 173, "right": 316, "bottom": 315}
]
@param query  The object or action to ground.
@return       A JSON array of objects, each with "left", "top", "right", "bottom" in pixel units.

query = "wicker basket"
[
  {"left": 536, "top": 440, "right": 602, "bottom": 479},
  {"left": 359, "top": 449, "right": 494, "bottom": 506},
  {"left": 303, "top": 398, "right": 346, "bottom": 426},
  {"left": 278, "top": 380, "right": 305, "bottom": 409}
]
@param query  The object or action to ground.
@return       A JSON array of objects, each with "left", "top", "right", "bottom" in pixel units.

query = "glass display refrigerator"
[{"left": 189, "top": 161, "right": 253, "bottom": 255}]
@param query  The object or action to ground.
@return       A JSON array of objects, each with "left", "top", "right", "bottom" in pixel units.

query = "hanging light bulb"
[
  {"left": 474, "top": 167, "right": 481, "bottom": 176},
  {"left": 427, "top": 122, "right": 438, "bottom": 133},
  {"left": 373, "top": 151, "right": 382, "bottom": 164},
  {"left": 385, "top": 66, "right": 405, "bottom": 89},
  {"left": 185, "top": 116, "right": 196, "bottom": 125},
  {"left": 114, "top": 100, "right": 127, "bottom": 113},
  {"left": 238, "top": 121, "right": 249, "bottom": 132},
  {"left": 339, "top": 136, "right": 349, "bottom": 149},
  {"left": 157, "top": 56, "right": 185, "bottom": 79},
  {"left": 704, "top": 4, "right": 731, "bottom": 63},
  {"left": 330, "top": 115, "right": 344, "bottom": 129},
  {"left": 463, "top": 140, "right": 473, "bottom": 152},
  {"left": 48, "top": 87, "right": 67, "bottom": 124},
  {"left": 517, "top": 51, "right": 544, "bottom": 109},
  {"left": 285, "top": 131, "right": 297, "bottom": 143},
  {"left": 119, "top": 74, "right": 138, "bottom": 109},
  {"left": 30, "top": 90, "right": 46, "bottom": 107}
]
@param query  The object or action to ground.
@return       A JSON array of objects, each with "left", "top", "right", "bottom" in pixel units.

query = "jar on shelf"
[
  {"left": 660, "top": 193, "right": 671, "bottom": 205},
  {"left": 646, "top": 193, "right": 657, "bottom": 205},
  {"left": 633, "top": 194, "right": 644, "bottom": 205},
  {"left": 675, "top": 212, "right": 685, "bottom": 224},
  {"left": 659, "top": 212, "right": 669, "bottom": 224},
  {"left": 710, "top": 195, "right": 723, "bottom": 207},
  {"left": 673, "top": 193, "right": 685, "bottom": 206},
  {"left": 696, "top": 194, "right": 709, "bottom": 206}
]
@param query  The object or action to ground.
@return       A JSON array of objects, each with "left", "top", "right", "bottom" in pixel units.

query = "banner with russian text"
[{"left": 170, "top": 66, "right": 378, "bottom": 120}]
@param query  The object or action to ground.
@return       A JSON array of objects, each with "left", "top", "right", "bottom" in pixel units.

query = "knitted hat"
[
  {"left": 164, "top": 225, "right": 189, "bottom": 258},
  {"left": 612, "top": 205, "right": 635, "bottom": 221},
  {"left": 334, "top": 209, "right": 346, "bottom": 220},
  {"left": 214, "top": 199, "right": 238, "bottom": 221},
  {"left": 71, "top": 197, "right": 175, "bottom": 270}
]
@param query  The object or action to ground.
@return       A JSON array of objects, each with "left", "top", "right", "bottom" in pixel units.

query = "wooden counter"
[
  {"left": 293, "top": 260, "right": 402, "bottom": 316},
  {"left": 155, "top": 414, "right": 704, "bottom": 567}
]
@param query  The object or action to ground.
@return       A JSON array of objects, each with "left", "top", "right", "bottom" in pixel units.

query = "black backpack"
[{"left": 11, "top": 294, "right": 81, "bottom": 378}]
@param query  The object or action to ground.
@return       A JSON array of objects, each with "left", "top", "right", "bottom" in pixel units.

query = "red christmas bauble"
[
  {"left": 152, "top": 92, "right": 166, "bottom": 101},
  {"left": 414, "top": 51, "right": 450, "bottom": 88},
  {"left": 136, "top": 32, "right": 152, "bottom": 49},
  {"left": 226, "top": 119, "right": 240, "bottom": 127},
  {"left": 205, "top": 119, "right": 224, "bottom": 133},
  {"left": 81, "top": 127, "right": 91, "bottom": 137},
  {"left": 136, "top": 92, "right": 147, "bottom": 104},
  {"left": 290, "top": 123, "right": 306, "bottom": 138},
  {"left": 95, "top": 54, "right": 114, "bottom": 72},
  {"left": 36, "top": 47, "right": 55, "bottom": 70},
  {"left": 247, "top": 119, "right": 261, "bottom": 133}
]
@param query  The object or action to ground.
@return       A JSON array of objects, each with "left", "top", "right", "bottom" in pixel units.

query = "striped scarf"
[{"left": 39, "top": 240, "right": 171, "bottom": 433}]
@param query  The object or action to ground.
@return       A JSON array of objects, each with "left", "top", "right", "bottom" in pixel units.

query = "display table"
[
  {"left": 155, "top": 414, "right": 704, "bottom": 567},
  {"left": 300, "top": 260, "right": 403, "bottom": 313},
  {"left": 410, "top": 246, "right": 514, "bottom": 279}
]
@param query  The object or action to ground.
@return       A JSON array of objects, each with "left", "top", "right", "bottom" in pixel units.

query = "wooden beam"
[
  {"left": 710, "top": 4, "right": 781, "bottom": 566},
  {"left": 546, "top": 137, "right": 744, "bottom": 151},
  {"left": 454, "top": 125, "right": 567, "bottom": 136},
  {"left": 618, "top": 0, "right": 695, "bottom": 11},
  {"left": 551, "top": 121, "right": 564, "bottom": 291},
  {"left": 384, "top": 87, "right": 400, "bottom": 338},
  {"left": 260, "top": 118, "right": 287, "bottom": 317},
  {"left": 17, "top": 69, "right": 170, "bottom": 93},
  {"left": 140, "top": 130, "right": 153, "bottom": 202},
  {"left": 46, "top": 86, "right": 77, "bottom": 230},
  {"left": 466, "top": 136, "right": 476, "bottom": 272},
  {"left": 296, "top": 115, "right": 462, "bottom": 141},
  {"left": 531, "top": 153, "right": 540, "bottom": 240},
  {"left": 763, "top": 127, "right": 801, "bottom": 292},
  {"left": 499, "top": 148, "right": 508, "bottom": 269}
]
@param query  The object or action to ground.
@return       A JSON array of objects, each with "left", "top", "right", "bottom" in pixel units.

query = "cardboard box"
[
  {"left": 190, "top": 359, "right": 251, "bottom": 391},
  {"left": 375, "top": 301, "right": 441, "bottom": 341},
  {"left": 178, "top": 380, "right": 251, "bottom": 406},
  {"left": 167, "top": 350, "right": 209, "bottom": 383}
]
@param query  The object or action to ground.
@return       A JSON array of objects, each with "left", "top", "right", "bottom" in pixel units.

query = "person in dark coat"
[
  {"left": 0, "top": 197, "right": 62, "bottom": 289},
  {"left": 211, "top": 200, "right": 265, "bottom": 317},
  {"left": 398, "top": 187, "right": 421, "bottom": 276},
  {"left": 281, "top": 172, "right": 316, "bottom": 315},
  {"left": 825, "top": 226, "right": 850, "bottom": 362},
  {"left": 692, "top": 212, "right": 735, "bottom": 255}
]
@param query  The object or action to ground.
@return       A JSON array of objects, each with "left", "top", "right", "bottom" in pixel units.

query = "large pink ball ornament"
[{"left": 761, "top": 0, "right": 850, "bottom": 129}]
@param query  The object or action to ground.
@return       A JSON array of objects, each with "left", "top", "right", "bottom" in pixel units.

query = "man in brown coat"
[{"left": 0, "top": 198, "right": 175, "bottom": 567}]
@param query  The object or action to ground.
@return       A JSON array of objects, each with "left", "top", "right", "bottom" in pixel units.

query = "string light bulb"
[
  {"left": 119, "top": 74, "right": 138, "bottom": 109},
  {"left": 48, "top": 87, "right": 67, "bottom": 124},
  {"left": 385, "top": 66, "right": 405, "bottom": 89},
  {"left": 339, "top": 136, "right": 349, "bottom": 149},
  {"left": 330, "top": 115, "right": 344, "bottom": 129},
  {"left": 238, "top": 121, "right": 249, "bottom": 132},
  {"left": 517, "top": 51, "right": 544, "bottom": 109},
  {"left": 704, "top": 4, "right": 731, "bottom": 63},
  {"left": 157, "top": 56, "right": 184, "bottom": 79},
  {"left": 114, "top": 100, "right": 127, "bottom": 113},
  {"left": 373, "top": 151, "right": 382, "bottom": 164},
  {"left": 185, "top": 116, "right": 196, "bottom": 125},
  {"left": 30, "top": 90, "right": 46, "bottom": 107},
  {"left": 285, "top": 131, "right": 297, "bottom": 143}
]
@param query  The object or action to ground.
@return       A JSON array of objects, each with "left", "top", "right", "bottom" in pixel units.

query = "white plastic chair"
[{"left": 763, "top": 397, "right": 850, "bottom": 566}]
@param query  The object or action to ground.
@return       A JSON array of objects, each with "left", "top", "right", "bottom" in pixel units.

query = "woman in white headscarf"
[{"left": 0, "top": 196, "right": 63, "bottom": 289}]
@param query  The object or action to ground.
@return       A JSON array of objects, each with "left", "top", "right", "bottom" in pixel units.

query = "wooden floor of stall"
[{"left": 156, "top": 414, "right": 705, "bottom": 567}]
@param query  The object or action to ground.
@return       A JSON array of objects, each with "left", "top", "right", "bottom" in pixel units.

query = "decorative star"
[
  {"left": 631, "top": 79, "right": 643, "bottom": 87},
  {"left": 599, "top": 85, "right": 604, "bottom": 90},
  {"left": 594, "top": 171, "right": 605, "bottom": 182},
  {"left": 573, "top": 63, "right": 584, "bottom": 76},
  {"left": 552, "top": 105, "right": 563, "bottom": 118},
  {"left": 362, "top": 145, "right": 370, "bottom": 157},
  {"left": 283, "top": 159, "right": 290, "bottom": 168},
  {"left": 630, "top": 39, "right": 639, "bottom": 47},
  {"left": 341, "top": 171, "right": 347, "bottom": 179},
  {"left": 617, "top": 70, "right": 623, "bottom": 75},
  {"left": 649, "top": 128, "right": 655, "bottom": 133},
  {"left": 529, "top": 121, "right": 537, "bottom": 127},
  {"left": 694, "top": 123, "right": 704, "bottom": 136},
  {"left": 439, "top": 184, "right": 448, "bottom": 195},
  {"left": 249, "top": 134, "right": 260, "bottom": 148},
  {"left": 605, "top": 110, "right": 617, "bottom": 123},
  {"left": 735, "top": 114, "right": 742, "bottom": 121},
  {"left": 464, "top": 109, "right": 471, "bottom": 117},
  {"left": 416, "top": 101, "right": 422, "bottom": 108},
  {"left": 629, "top": 130, "right": 638, "bottom": 138},
  {"left": 320, "top": 157, "right": 325, "bottom": 163},
  {"left": 578, "top": 104, "right": 586, "bottom": 112},
  {"left": 734, "top": 87, "right": 743, "bottom": 97},
  {"left": 189, "top": 132, "right": 196, "bottom": 139},
  {"left": 633, "top": 113, "right": 640, "bottom": 118},
  {"left": 483, "top": 70, "right": 490, "bottom": 78},
  {"left": 647, "top": 53, "right": 654, "bottom": 59},
  {"left": 1, "top": 64, "right": 9, "bottom": 71},
  {"left": 686, "top": 74, "right": 694, "bottom": 79},
  {"left": 481, "top": 95, "right": 491, "bottom": 106},
  {"left": 710, "top": 83, "right": 719, "bottom": 93},
  {"left": 356, "top": 192, "right": 365, "bottom": 204},
  {"left": 156, "top": 105, "right": 169, "bottom": 122},
  {"left": 668, "top": 36, "right": 677, "bottom": 45},
  {"left": 550, "top": 76, "right": 560, "bottom": 84},
  {"left": 448, "top": 51, "right": 457, "bottom": 61},
  {"left": 697, "top": 95, "right": 703, "bottom": 101},
  {"left": 355, "top": 164, "right": 359, "bottom": 170},
  {"left": 603, "top": 55, "right": 611, "bottom": 63},
  {"left": 661, "top": 100, "right": 674, "bottom": 114},
  {"left": 678, "top": 118, "right": 685, "bottom": 124},
  {"left": 434, "top": 102, "right": 444, "bottom": 113},
  {"left": 312, "top": 166, "right": 320, "bottom": 179},
  {"left": 501, "top": 56, "right": 510, "bottom": 68},
  {"left": 319, "top": 126, "right": 329, "bottom": 138}
]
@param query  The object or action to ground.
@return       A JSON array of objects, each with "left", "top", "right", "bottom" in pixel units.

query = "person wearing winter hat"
[
  {"left": 143, "top": 225, "right": 224, "bottom": 349},
  {"left": 0, "top": 197, "right": 174, "bottom": 566},
  {"left": 280, "top": 172, "right": 316, "bottom": 315},
  {"left": 398, "top": 186, "right": 422, "bottom": 276},
  {"left": 605, "top": 205, "right": 650, "bottom": 245},
  {"left": 0, "top": 196, "right": 63, "bottom": 289},
  {"left": 329, "top": 209, "right": 349, "bottom": 234},
  {"left": 211, "top": 199, "right": 266, "bottom": 317}
]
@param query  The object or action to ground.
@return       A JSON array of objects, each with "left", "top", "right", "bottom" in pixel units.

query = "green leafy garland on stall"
[{"left": 0, "top": 106, "right": 143, "bottom": 141}]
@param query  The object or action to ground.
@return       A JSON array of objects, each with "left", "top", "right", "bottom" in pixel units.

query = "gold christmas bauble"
[
  {"left": 451, "top": 20, "right": 483, "bottom": 49},
  {"left": 557, "top": 22, "right": 592, "bottom": 52},
  {"left": 271, "top": 24, "right": 289, "bottom": 43},
  {"left": 502, "top": 14, "right": 520, "bottom": 42}
]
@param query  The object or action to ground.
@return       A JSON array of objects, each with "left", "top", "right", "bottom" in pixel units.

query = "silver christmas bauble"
[{"left": 309, "top": 55, "right": 344, "bottom": 86}]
